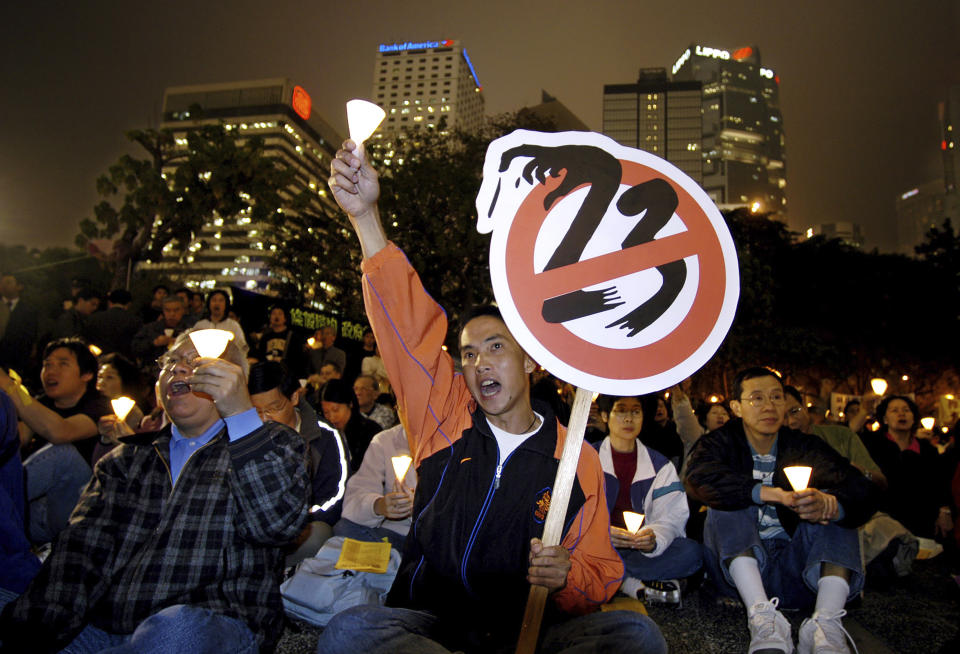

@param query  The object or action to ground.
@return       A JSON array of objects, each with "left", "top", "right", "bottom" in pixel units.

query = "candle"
[
  {"left": 111, "top": 396, "right": 136, "bottom": 422},
  {"left": 783, "top": 465, "right": 812, "bottom": 491},
  {"left": 392, "top": 455, "right": 413, "bottom": 484},
  {"left": 188, "top": 329, "right": 234, "bottom": 359},
  {"left": 623, "top": 511, "right": 645, "bottom": 535},
  {"left": 347, "top": 99, "right": 386, "bottom": 151}
]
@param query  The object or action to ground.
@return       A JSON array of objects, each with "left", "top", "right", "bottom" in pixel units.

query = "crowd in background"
[{"left": 1, "top": 266, "right": 959, "bottom": 652}]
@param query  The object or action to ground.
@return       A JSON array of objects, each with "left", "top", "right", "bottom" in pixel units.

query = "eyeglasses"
[
  {"left": 611, "top": 409, "right": 643, "bottom": 419},
  {"left": 155, "top": 352, "right": 196, "bottom": 373},
  {"left": 739, "top": 392, "right": 786, "bottom": 408},
  {"left": 786, "top": 406, "right": 804, "bottom": 416}
]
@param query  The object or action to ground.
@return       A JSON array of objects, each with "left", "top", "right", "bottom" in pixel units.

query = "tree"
[
  {"left": 375, "top": 112, "right": 559, "bottom": 343},
  {"left": 76, "top": 126, "right": 306, "bottom": 290}
]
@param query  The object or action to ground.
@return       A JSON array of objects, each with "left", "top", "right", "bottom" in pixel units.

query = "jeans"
[
  {"left": 315, "top": 605, "right": 667, "bottom": 654},
  {"left": 703, "top": 507, "right": 864, "bottom": 609},
  {"left": 60, "top": 604, "right": 257, "bottom": 654},
  {"left": 619, "top": 536, "right": 703, "bottom": 580},
  {"left": 334, "top": 517, "right": 408, "bottom": 550},
  {"left": 24, "top": 442, "right": 92, "bottom": 543}
]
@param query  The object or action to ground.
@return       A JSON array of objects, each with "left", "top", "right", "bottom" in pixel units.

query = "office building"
[
  {"left": 671, "top": 44, "right": 787, "bottom": 219},
  {"left": 602, "top": 68, "right": 703, "bottom": 183},
  {"left": 141, "top": 78, "right": 342, "bottom": 297},
  {"left": 799, "top": 222, "right": 865, "bottom": 249},
  {"left": 896, "top": 180, "right": 954, "bottom": 256},
  {"left": 371, "top": 38, "right": 484, "bottom": 159},
  {"left": 520, "top": 90, "right": 589, "bottom": 132}
]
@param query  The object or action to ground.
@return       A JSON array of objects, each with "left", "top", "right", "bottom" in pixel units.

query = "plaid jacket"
[{"left": 0, "top": 421, "right": 308, "bottom": 653}]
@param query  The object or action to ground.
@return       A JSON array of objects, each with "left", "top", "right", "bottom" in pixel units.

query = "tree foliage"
[
  {"left": 373, "top": 112, "right": 559, "bottom": 343},
  {"left": 77, "top": 126, "right": 306, "bottom": 290}
]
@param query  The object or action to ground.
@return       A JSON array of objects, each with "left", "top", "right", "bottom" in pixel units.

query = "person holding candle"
[
  {"left": 315, "top": 139, "right": 665, "bottom": 654},
  {"left": 861, "top": 394, "right": 954, "bottom": 541},
  {"left": 0, "top": 331, "right": 309, "bottom": 653},
  {"left": 0, "top": 337, "right": 111, "bottom": 544},
  {"left": 596, "top": 395, "right": 702, "bottom": 604},
  {"left": 334, "top": 423, "right": 416, "bottom": 550},
  {"left": 685, "top": 367, "right": 879, "bottom": 654}
]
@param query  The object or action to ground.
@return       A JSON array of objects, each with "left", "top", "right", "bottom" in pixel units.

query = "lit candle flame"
[
  {"left": 784, "top": 465, "right": 812, "bottom": 491},
  {"left": 346, "top": 99, "right": 386, "bottom": 151},
  {"left": 623, "top": 511, "right": 645, "bottom": 535},
  {"left": 88, "top": 344, "right": 102, "bottom": 357},
  {"left": 111, "top": 396, "right": 136, "bottom": 422},
  {"left": 188, "top": 329, "right": 234, "bottom": 359},
  {"left": 392, "top": 455, "right": 412, "bottom": 484}
]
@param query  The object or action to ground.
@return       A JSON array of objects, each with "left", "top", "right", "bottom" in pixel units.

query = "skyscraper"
[
  {"left": 370, "top": 38, "right": 484, "bottom": 160},
  {"left": 671, "top": 44, "right": 786, "bottom": 218},
  {"left": 142, "top": 78, "right": 342, "bottom": 296},
  {"left": 602, "top": 68, "right": 703, "bottom": 183}
]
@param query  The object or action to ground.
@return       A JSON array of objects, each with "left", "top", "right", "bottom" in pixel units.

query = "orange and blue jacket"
[{"left": 362, "top": 243, "right": 623, "bottom": 645}]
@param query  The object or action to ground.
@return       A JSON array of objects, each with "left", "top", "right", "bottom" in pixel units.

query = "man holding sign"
[
  {"left": 685, "top": 367, "right": 879, "bottom": 654},
  {"left": 320, "top": 141, "right": 665, "bottom": 654}
]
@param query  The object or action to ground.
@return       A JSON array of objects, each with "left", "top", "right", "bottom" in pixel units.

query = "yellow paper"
[
  {"left": 8, "top": 369, "right": 33, "bottom": 406},
  {"left": 335, "top": 537, "right": 392, "bottom": 573}
]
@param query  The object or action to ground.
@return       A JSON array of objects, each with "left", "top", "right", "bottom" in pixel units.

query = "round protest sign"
[{"left": 475, "top": 130, "right": 739, "bottom": 394}]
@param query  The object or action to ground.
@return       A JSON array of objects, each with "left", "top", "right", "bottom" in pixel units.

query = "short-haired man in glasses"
[
  {"left": 684, "top": 367, "right": 879, "bottom": 654},
  {"left": 0, "top": 332, "right": 308, "bottom": 653}
]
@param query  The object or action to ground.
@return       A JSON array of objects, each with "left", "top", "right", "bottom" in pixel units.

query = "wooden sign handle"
[{"left": 515, "top": 387, "right": 594, "bottom": 654}]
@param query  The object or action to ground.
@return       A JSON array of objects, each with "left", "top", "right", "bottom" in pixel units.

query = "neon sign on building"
[{"left": 378, "top": 39, "right": 455, "bottom": 53}]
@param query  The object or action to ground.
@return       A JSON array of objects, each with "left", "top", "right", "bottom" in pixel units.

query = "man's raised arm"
[{"left": 329, "top": 140, "right": 388, "bottom": 260}]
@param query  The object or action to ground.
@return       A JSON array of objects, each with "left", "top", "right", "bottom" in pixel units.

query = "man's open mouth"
[
  {"left": 480, "top": 379, "right": 500, "bottom": 397},
  {"left": 169, "top": 381, "right": 191, "bottom": 396}
]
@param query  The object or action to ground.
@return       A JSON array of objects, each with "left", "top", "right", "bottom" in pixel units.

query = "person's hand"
[
  {"left": 98, "top": 415, "right": 135, "bottom": 445},
  {"left": 935, "top": 508, "right": 954, "bottom": 538},
  {"left": 787, "top": 488, "right": 839, "bottom": 524},
  {"left": 527, "top": 538, "right": 571, "bottom": 591},
  {"left": 374, "top": 485, "right": 414, "bottom": 520},
  {"left": 610, "top": 526, "right": 656, "bottom": 552},
  {"left": 188, "top": 357, "right": 253, "bottom": 418},
  {"left": 0, "top": 368, "right": 15, "bottom": 396},
  {"left": 329, "top": 140, "right": 380, "bottom": 220},
  {"left": 669, "top": 383, "right": 687, "bottom": 404}
]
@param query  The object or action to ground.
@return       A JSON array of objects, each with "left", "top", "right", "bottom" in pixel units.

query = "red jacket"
[{"left": 362, "top": 244, "right": 622, "bottom": 647}]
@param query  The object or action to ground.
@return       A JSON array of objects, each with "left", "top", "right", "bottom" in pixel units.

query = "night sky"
[{"left": 1, "top": 0, "right": 958, "bottom": 253}]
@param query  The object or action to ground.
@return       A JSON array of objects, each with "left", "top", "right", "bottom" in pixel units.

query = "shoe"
[
  {"left": 797, "top": 609, "right": 857, "bottom": 654},
  {"left": 747, "top": 598, "right": 793, "bottom": 654},
  {"left": 643, "top": 579, "right": 682, "bottom": 606}
]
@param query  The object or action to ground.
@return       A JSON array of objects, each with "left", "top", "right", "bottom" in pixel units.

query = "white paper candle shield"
[
  {"left": 784, "top": 465, "right": 812, "bottom": 491},
  {"left": 391, "top": 455, "right": 413, "bottom": 484},
  {"left": 870, "top": 378, "right": 888, "bottom": 396},
  {"left": 623, "top": 511, "right": 645, "bottom": 534},
  {"left": 346, "top": 99, "right": 386, "bottom": 147},
  {"left": 88, "top": 344, "right": 102, "bottom": 357},
  {"left": 111, "top": 396, "right": 136, "bottom": 421},
  {"left": 189, "top": 329, "right": 235, "bottom": 359},
  {"left": 920, "top": 416, "right": 935, "bottom": 430}
]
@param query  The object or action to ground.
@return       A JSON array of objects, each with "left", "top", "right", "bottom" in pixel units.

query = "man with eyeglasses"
[
  {"left": 0, "top": 332, "right": 309, "bottom": 653},
  {"left": 685, "top": 367, "right": 879, "bottom": 654}
]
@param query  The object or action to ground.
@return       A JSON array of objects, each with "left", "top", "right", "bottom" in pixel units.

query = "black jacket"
[
  {"left": 684, "top": 419, "right": 879, "bottom": 535},
  {"left": 386, "top": 403, "right": 586, "bottom": 651}
]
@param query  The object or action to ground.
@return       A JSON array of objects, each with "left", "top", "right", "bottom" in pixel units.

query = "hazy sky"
[{"left": 1, "top": 0, "right": 958, "bottom": 252}]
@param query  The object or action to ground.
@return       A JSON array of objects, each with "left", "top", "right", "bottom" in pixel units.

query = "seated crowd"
[{"left": 0, "top": 147, "right": 958, "bottom": 654}]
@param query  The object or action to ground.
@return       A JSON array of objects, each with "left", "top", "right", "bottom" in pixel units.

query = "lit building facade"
[
  {"left": 602, "top": 68, "right": 703, "bottom": 183},
  {"left": 370, "top": 38, "right": 484, "bottom": 160},
  {"left": 799, "top": 222, "right": 865, "bottom": 249},
  {"left": 896, "top": 180, "right": 954, "bottom": 256},
  {"left": 671, "top": 44, "right": 787, "bottom": 218},
  {"left": 142, "top": 78, "right": 342, "bottom": 295}
]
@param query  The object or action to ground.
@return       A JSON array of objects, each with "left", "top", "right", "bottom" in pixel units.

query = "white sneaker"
[
  {"left": 797, "top": 609, "right": 858, "bottom": 654},
  {"left": 747, "top": 598, "right": 794, "bottom": 654}
]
